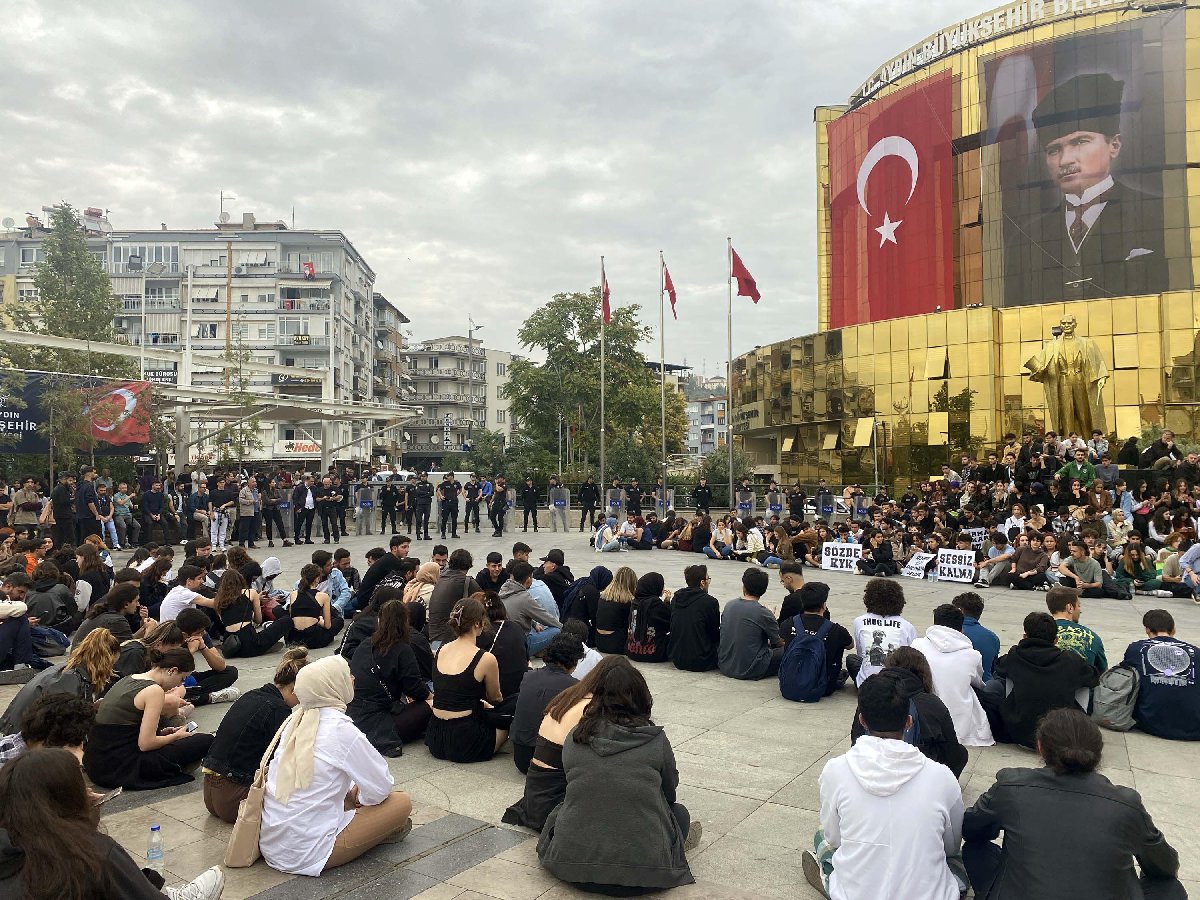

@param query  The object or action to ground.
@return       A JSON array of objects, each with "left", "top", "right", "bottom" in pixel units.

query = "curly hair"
[{"left": 862, "top": 578, "right": 906, "bottom": 617}]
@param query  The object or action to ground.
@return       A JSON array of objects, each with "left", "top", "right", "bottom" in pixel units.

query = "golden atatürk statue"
[{"left": 1024, "top": 315, "right": 1109, "bottom": 436}]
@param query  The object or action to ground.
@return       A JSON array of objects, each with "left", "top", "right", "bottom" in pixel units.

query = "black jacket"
[
  {"left": 510, "top": 664, "right": 577, "bottom": 749},
  {"left": 692, "top": 484, "right": 712, "bottom": 507},
  {"left": 579, "top": 482, "right": 600, "bottom": 506},
  {"left": 339, "top": 612, "right": 379, "bottom": 661},
  {"left": 626, "top": 594, "right": 671, "bottom": 663},
  {"left": 412, "top": 481, "right": 435, "bottom": 506},
  {"left": 667, "top": 587, "right": 720, "bottom": 672},
  {"left": 992, "top": 637, "right": 1099, "bottom": 748},
  {"left": 850, "top": 668, "right": 968, "bottom": 777},
  {"left": 520, "top": 484, "right": 539, "bottom": 509},
  {"left": 202, "top": 683, "right": 292, "bottom": 785},
  {"left": 963, "top": 767, "right": 1180, "bottom": 900},
  {"left": 291, "top": 483, "right": 314, "bottom": 510},
  {"left": 347, "top": 639, "right": 431, "bottom": 755},
  {"left": 535, "top": 566, "right": 574, "bottom": 615}
]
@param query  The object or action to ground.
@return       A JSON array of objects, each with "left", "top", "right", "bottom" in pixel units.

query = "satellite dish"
[
  {"left": 403, "top": 432, "right": 411, "bottom": 441},
  {"left": 219, "top": 212, "right": 231, "bottom": 223},
  {"left": 1, "top": 218, "right": 13, "bottom": 229},
  {"left": 375, "top": 340, "right": 384, "bottom": 350}
]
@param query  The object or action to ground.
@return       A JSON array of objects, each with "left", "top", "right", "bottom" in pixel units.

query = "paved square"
[{"left": 6, "top": 524, "right": 1198, "bottom": 898}]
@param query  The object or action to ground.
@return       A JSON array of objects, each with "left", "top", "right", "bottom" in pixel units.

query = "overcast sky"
[{"left": 5, "top": 0, "right": 967, "bottom": 373}]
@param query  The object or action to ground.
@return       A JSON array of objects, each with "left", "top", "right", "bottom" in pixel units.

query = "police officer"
[
  {"left": 413, "top": 472, "right": 435, "bottom": 540},
  {"left": 462, "top": 474, "right": 483, "bottom": 534},
  {"left": 692, "top": 476, "right": 712, "bottom": 516},
  {"left": 379, "top": 477, "right": 401, "bottom": 534},
  {"left": 489, "top": 476, "right": 509, "bottom": 537},
  {"left": 547, "top": 474, "right": 568, "bottom": 533},
  {"left": 787, "top": 482, "right": 807, "bottom": 523},
  {"left": 626, "top": 478, "right": 643, "bottom": 517},
  {"left": 438, "top": 472, "right": 462, "bottom": 539},
  {"left": 402, "top": 474, "right": 417, "bottom": 531},
  {"left": 578, "top": 475, "right": 600, "bottom": 531},
  {"left": 520, "top": 475, "right": 539, "bottom": 532}
]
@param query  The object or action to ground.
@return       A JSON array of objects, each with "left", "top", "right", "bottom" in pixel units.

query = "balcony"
[
  {"left": 115, "top": 333, "right": 180, "bottom": 346},
  {"left": 278, "top": 298, "right": 330, "bottom": 313},
  {"left": 118, "top": 298, "right": 181, "bottom": 314},
  {"left": 110, "top": 262, "right": 181, "bottom": 276},
  {"left": 410, "top": 342, "right": 484, "bottom": 357},
  {"left": 417, "top": 393, "right": 483, "bottom": 403},
  {"left": 275, "top": 335, "right": 329, "bottom": 348},
  {"left": 410, "top": 416, "right": 474, "bottom": 427},
  {"left": 408, "top": 367, "right": 485, "bottom": 381}
]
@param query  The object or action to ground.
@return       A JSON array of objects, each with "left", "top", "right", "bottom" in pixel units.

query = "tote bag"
[{"left": 224, "top": 719, "right": 289, "bottom": 868}]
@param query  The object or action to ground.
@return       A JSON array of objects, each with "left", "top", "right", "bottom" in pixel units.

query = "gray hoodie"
[{"left": 498, "top": 578, "right": 561, "bottom": 633}]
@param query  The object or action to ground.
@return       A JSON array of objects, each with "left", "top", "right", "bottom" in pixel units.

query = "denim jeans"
[
  {"left": 704, "top": 545, "right": 733, "bottom": 559},
  {"left": 527, "top": 626, "right": 562, "bottom": 656}
]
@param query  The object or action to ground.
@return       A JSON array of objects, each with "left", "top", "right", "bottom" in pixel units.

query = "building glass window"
[
  {"left": 496, "top": 362, "right": 506, "bottom": 376},
  {"left": 496, "top": 409, "right": 506, "bottom": 423},
  {"left": 19, "top": 248, "right": 36, "bottom": 264}
]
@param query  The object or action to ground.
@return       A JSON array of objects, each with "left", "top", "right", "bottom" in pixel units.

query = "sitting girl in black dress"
[{"left": 287, "top": 563, "right": 343, "bottom": 649}]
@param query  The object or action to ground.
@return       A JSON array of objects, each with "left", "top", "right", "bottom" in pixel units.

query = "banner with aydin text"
[{"left": 0, "top": 371, "right": 151, "bottom": 455}]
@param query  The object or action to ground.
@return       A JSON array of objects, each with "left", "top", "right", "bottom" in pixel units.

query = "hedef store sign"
[
  {"left": 821, "top": 542, "right": 861, "bottom": 573},
  {"left": 937, "top": 548, "right": 977, "bottom": 583}
]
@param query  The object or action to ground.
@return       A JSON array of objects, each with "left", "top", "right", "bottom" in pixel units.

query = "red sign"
[
  {"left": 86, "top": 381, "right": 151, "bottom": 445},
  {"left": 302, "top": 261, "right": 316, "bottom": 279},
  {"left": 828, "top": 72, "right": 954, "bottom": 328}
]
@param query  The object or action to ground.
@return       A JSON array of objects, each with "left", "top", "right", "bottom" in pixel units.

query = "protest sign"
[
  {"left": 963, "top": 527, "right": 987, "bottom": 550},
  {"left": 902, "top": 552, "right": 935, "bottom": 579},
  {"left": 937, "top": 548, "right": 977, "bottom": 583},
  {"left": 821, "top": 542, "right": 861, "bottom": 573}
]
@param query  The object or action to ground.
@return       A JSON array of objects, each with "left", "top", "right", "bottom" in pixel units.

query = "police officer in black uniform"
[
  {"left": 313, "top": 476, "right": 342, "bottom": 544},
  {"left": 692, "top": 477, "right": 712, "bottom": 516},
  {"left": 626, "top": 478, "right": 643, "bottom": 517},
  {"left": 489, "top": 476, "right": 509, "bottom": 537},
  {"left": 413, "top": 472, "right": 435, "bottom": 540},
  {"left": 402, "top": 474, "right": 417, "bottom": 531},
  {"left": 438, "top": 472, "right": 462, "bottom": 539},
  {"left": 787, "top": 482, "right": 807, "bottom": 523},
  {"left": 462, "top": 474, "right": 483, "bottom": 534},
  {"left": 578, "top": 476, "right": 600, "bottom": 531},
  {"left": 520, "top": 475, "right": 539, "bottom": 532},
  {"left": 379, "top": 478, "right": 401, "bottom": 534}
]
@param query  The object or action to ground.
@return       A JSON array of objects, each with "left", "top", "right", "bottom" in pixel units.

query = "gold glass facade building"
[{"left": 734, "top": 0, "right": 1200, "bottom": 487}]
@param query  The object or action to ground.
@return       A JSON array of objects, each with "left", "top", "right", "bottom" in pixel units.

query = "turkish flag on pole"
[
  {"left": 827, "top": 71, "right": 954, "bottom": 328},
  {"left": 730, "top": 247, "right": 760, "bottom": 304},
  {"left": 663, "top": 263, "right": 677, "bottom": 319},
  {"left": 86, "top": 381, "right": 152, "bottom": 446},
  {"left": 601, "top": 267, "right": 611, "bottom": 324}
]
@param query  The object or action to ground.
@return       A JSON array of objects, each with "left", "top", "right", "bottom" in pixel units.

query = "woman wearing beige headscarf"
[
  {"left": 403, "top": 561, "right": 440, "bottom": 607},
  {"left": 259, "top": 655, "right": 411, "bottom": 876}
]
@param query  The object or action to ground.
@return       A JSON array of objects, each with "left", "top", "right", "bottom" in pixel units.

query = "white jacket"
[
  {"left": 819, "top": 736, "right": 964, "bottom": 900},
  {"left": 912, "top": 625, "right": 994, "bottom": 747}
]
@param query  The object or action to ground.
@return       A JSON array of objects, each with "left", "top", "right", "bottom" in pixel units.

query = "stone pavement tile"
[
  {"left": 770, "top": 772, "right": 821, "bottom": 812},
  {"left": 679, "top": 784, "right": 763, "bottom": 837},
  {"left": 158, "top": 836, "right": 230, "bottom": 881},
  {"left": 105, "top": 807, "right": 208, "bottom": 857},
  {"left": 405, "top": 826, "right": 530, "bottom": 882},
  {"left": 183, "top": 863, "right": 291, "bottom": 900},
  {"left": 1133, "top": 771, "right": 1200, "bottom": 831},
  {"left": 181, "top": 811, "right": 236, "bottom": 839},
  {"left": 728, "top": 801, "right": 820, "bottom": 851},
  {"left": 966, "top": 743, "right": 1040, "bottom": 778},
  {"left": 400, "top": 762, "right": 526, "bottom": 825},
  {"left": 648, "top": 691, "right": 767, "bottom": 730},
  {"left": 711, "top": 709, "right": 851, "bottom": 754},
  {"left": 386, "top": 748, "right": 465, "bottom": 782},
  {"left": 1126, "top": 731, "right": 1199, "bottom": 779},
  {"left": 412, "top": 800, "right": 452, "bottom": 827},
  {"left": 674, "top": 747, "right": 797, "bottom": 801},
  {"left": 373, "top": 812, "right": 489, "bottom": 864},
  {"left": 337, "top": 868, "right": 441, "bottom": 900},
  {"left": 496, "top": 836, "right": 541, "bottom": 867},
  {"left": 410, "top": 885, "right": 471, "bottom": 900},
  {"left": 150, "top": 791, "right": 213, "bottom": 822},
  {"left": 672, "top": 727, "right": 832, "bottom": 771},
  {"left": 446, "top": 856, "right": 560, "bottom": 899},
  {"left": 100, "top": 779, "right": 202, "bottom": 816},
  {"left": 689, "top": 833, "right": 815, "bottom": 899},
  {"left": 249, "top": 854, "right": 396, "bottom": 899}
]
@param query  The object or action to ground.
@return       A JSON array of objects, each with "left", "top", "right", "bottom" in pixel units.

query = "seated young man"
[
  {"left": 1123, "top": 609, "right": 1200, "bottom": 741},
  {"left": 718, "top": 568, "right": 784, "bottom": 680},
  {"left": 780, "top": 582, "right": 853, "bottom": 696},
  {"left": 1056, "top": 540, "right": 1105, "bottom": 598},
  {"left": 667, "top": 565, "right": 722, "bottom": 672},
  {"left": 952, "top": 592, "right": 999, "bottom": 682},
  {"left": 0, "top": 692, "right": 96, "bottom": 767},
  {"left": 979, "top": 612, "right": 1098, "bottom": 747},
  {"left": 805, "top": 670, "right": 967, "bottom": 900},
  {"left": 911, "top": 604, "right": 993, "bottom": 747},
  {"left": 847, "top": 579, "right": 918, "bottom": 686},
  {"left": 1047, "top": 586, "right": 1107, "bottom": 674}
]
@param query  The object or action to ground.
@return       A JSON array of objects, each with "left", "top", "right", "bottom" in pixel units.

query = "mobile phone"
[
  {"left": 184, "top": 720, "right": 199, "bottom": 733},
  {"left": 98, "top": 786, "right": 123, "bottom": 805}
]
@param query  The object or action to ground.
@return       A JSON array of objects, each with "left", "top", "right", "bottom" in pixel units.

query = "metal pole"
[
  {"left": 140, "top": 269, "right": 147, "bottom": 379},
  {"left": 468, "top": 322, "right": 473, "bottom": 447},
  {"left": 658, "top": 251, "right": 667, "bottom": 489},
  {"left": 558, "top": 414, "right": 563, "bottom": 474},
  {"left": 726, "top": 237, "right": 734, "bottom": 509},
  {"left": 599, "top": 256, "right": 606, "bottom": 489},
  {"left": 872, "top": 423, "right": 880, "bottom": 493}
]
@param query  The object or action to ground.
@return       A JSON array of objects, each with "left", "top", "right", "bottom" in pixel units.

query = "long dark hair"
[
  {"left": 371, "top": 600, "right": 412, "bottom": 656},
  {"left": 0, "top": 748, "right": 105, "bottom": 899},
  {"left": 572, "top": 657, "right": 653, "bottom": 744},
  {"left": 213, "top": 569, "right": 249, "bottom": 614},
  {"left": 544, "top": 655, "right": 625, "bottom": 722}
]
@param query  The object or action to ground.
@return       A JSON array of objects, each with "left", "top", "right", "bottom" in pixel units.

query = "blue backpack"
[{"left": 779, "top": 617, "right": 832, "bottom": 702}]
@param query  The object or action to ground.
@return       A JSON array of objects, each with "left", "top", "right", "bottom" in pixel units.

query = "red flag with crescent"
[
  {"left": 827, "top": 71, "right": 954, "bottom": 328},
  {"left": 86, "top": 381, "right": 152, "bottom": 445},
  {"left": 663, "top": 263, "right": 677, "bottom": 319},
  {"left": 601, "top": 270, "right": 611, "bottom": 324}
]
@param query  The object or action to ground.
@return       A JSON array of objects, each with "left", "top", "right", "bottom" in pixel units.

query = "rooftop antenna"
[
  {"left": 219, "top": 190, "right": 236, "bottom": 221},
  {"left": 291, "top": 206, "right": 295, "bottom": 230}
]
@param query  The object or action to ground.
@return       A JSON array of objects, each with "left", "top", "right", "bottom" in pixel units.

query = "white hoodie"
[
  {"left": 912, "top": 625, "right": 994, "bottom": 747},
  {"left": 819, "top": 736, "right": 963, "bottom": 900}
]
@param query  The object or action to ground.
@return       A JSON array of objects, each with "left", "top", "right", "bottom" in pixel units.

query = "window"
[
  {"left": 496, "top": 362, "right": 506, "bottom": 376},
  {"left": 283, "top": 429, "right": 297, "bottom": 441},
  {"left": 258, "top": 292, "right": 275, "bottom": 304},
  {"left": 428, "top": 357, "right": 439, "bottom": 369},
  {"left": 258, "top": 323, "right": 275, "bottom": 340},
  {"left": 18, "top": 288, "right": 40, "bottom": 302},
  {"left": 194, "top": 323, "right": 218, "bottom": 339},
  {"left": 240, "top": 293, "right": 249, "bottom": 304},
  {"left": 496, "top": 409, "right": 506, "bottom": 423},
  {"left": 278, "top": 316, "right": 308, "bottom": 337},
  {"left": 19, "top": 248, "right": 36, "bottom": 265}
]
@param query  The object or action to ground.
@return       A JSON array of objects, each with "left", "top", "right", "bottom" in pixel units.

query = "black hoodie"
[
  {"left": 667, "top": 586, "right": 720, "bottom": 672},
  {"left": 992, "top": 637, "right": 1099, "bottom": 748},
  {"left": 850, "top": 667, "right": 969, "bottom": 777}
]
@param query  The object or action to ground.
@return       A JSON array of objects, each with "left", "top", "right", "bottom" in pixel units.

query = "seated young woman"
[
  {"left": 338, "top": 585, "right": 404, "bottom": 661},
  {"left": 348, "top": 599, "right": 433, "bottom": 757},
  {"left": 0, "top": 629, "right": 121, "bottom": 737},
  {"left": 174, "top": 608, "right": 240, "bottom": 706},
  {"left": 506, "top": 633, "right": 586, "bottom": 774},
  {"left": 562, "top": 566, "right": 613, "bottom": 645},
  {"left": 536, "top": 656, "right": 700, "bottom": 892},
  {"left": 406, "top": 601, "right": 434, "bottom": 683},
  {"left": 0, "top": 748, "right": 226, "bottom": 900},
  {"left": 260, "top": 655, "right": 412, "bottom": 876},
  {"left": 594, "top": 566, "right": 637, "bottom": 655},
  {"left": 72, "top": 582, "right": 156, "bottom": 648},
  {"left": 425, "top": 597, "right": 508, "bottom": 763},
  {"left": 201, "top": 647, "right": 309, "bottom": 823},
  {"left": 83, "top": 646, "right": 215, "bottom": 790},
  {"left": 287, "top": 563, "right": 344, "bottom": 649},
  {"left": 477, "top": 591, "right": 527, "bottom": 719},
  {"left": 626, "top": 573, "right": 672, "bottom": 663},
  {"left": 213, "top": 569, "right": 292, "bottom": 658}
]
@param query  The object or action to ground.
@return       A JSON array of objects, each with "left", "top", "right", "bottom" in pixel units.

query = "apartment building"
[
  {"left": 686, "top": 395, "right": 728, "bottom": 459},
  {"left": 0, "top": 208, "right": 411, "bottom": 466}
]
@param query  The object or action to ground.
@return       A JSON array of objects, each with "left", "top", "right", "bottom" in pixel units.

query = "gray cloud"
[{"left": 3, "top": 0, "right": 967, "bottom": 374}]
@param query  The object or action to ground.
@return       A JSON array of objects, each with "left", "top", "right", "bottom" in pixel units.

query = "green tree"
[
  {"left": 212, "top": 339, "right": 263, "bottom": 464},
  {"left": 454, "top": 427, "right": 508, "bottom": 477},
  {"left": 697, "top": 445, "right": 754, "bottom": 506},
  {"left": 502, "top": 287, "right": 688, "bottom": 481}
]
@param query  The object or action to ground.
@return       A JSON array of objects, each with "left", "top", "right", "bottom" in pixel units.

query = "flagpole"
[
  {"left": 726, "top": 237, "right": 734, "bottom": 511},
  {"left": 658, "top": 251, "right": 667, "bottom": 494},
  {"left": 600, "top": 256, "right": 606, "bottom": 491}
]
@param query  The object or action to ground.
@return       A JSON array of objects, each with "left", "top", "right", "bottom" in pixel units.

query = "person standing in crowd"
[
  {"left": 413, "top": 472, "right": 435, "bottom": 541},
  {"left": 379, "top": 477, "right": 402, "bottom": 535},
  {"left": 202, "top": 647, "right": 309, "bottom": 823},
  {"left": 236, "top": 479, "right": 260, "bottom": 548},
  {"left": 208, "top": 475, "right": 237, "bottom": 551},
  {"left": 488, "top": 475, "right": 509, "bottom": 537},
  {"left": 962, "top": 709, "right": 1185, "bottom": 899},
  {"left": 437, "top": 472, "right": 461, "bottom": 540},
  {"left": 578, "top": 476, "right": 600, "bottom": 531},
  {"left": 74, "top": 466, "right": 101, "bottom": 543},
  {"left": 262, "top": 476, "right": 291, "bottom": 548},
  {"left": 462, "top": 473, "right": 483, "bottom": 534},
  {"left": 314, "top": 476, "right": 342, "bottom": 544},
  {"left": 291, "top": 476, "right": 317, "bottom": 545},
  {"left": 50, "top": 472, "right": 75, "bottom": 549},
  {"left": 520, "top": 475, "right": 539, "bottom": 532},
  {"left": 259, "top": 655, "right": 413, "bottom": 876},
  {"left": 10, "top": 477, "right": 42, "bottom": 542},
  {"left": 546, "top": 475, "right": 568, "bottom": 533},
  {"left": 536, "top": 658, "right": 699, "bottom": 892}
]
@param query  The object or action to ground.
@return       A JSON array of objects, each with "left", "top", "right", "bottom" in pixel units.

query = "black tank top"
[
  {"left": 220, "top": 593, "right": 254, "bottom": 627},
  {"left": 291, "top": 588, "right": 322, "bottom": 619},
  {"left": 533, "top": 734, "right": 564, "bottom": 770},
  {"left": 433, "top": 648, "right": 486, "bottom": 712}
]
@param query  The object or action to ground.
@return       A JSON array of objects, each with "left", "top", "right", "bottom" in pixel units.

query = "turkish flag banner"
[
  {"left": 828, "top": 71, "right": 954, "bottom": 328},
  {"left": 86, "top": 381, "right": 152, "bottom": 446}
]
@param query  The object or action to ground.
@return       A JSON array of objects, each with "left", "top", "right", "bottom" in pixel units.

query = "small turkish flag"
[
  {"left": 663, "top": 264, "right": 677, "bottom": 320},
  {"left": 601, "top": 271, "right": 611, "bottom": 324},
  {"left": 730, "top": 247, "right": 760, "bottom": 304}
]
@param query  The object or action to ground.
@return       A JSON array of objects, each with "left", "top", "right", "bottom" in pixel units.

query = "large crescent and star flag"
[
  {"left": 86, "top": 381, "right": 152, "bottom": 445},
  {"left": 828, "top": 71, "right": 954, "bottom": 328}
]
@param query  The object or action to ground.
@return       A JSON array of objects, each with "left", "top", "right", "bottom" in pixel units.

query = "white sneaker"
[
  {"left": 207, "top": 687, "right": 240, "bottom": 704},
  {"left": 166, "top": 866, "right": 225, "bottom": 900}
]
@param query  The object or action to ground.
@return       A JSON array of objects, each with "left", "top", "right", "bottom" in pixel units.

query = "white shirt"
[
  {"left": 912, "top": 626, "right": 994, "bottom": 747},
  {"left": 852, "top": 614, "right": 918, "bottom": 686},
  {"left": 304, "top": 488, "right": 315, "bottom": 510},
  {"left": 820, "top": 736, "right": 963, "bottom": 900},
  {"left": 572, "top": 645, "right": 604, "bottom": 680},
  {"left": 159, "top": 585, "right": 200, "bottom": 622},
  {"left": 1063, "top": 174, "right": 1113, "bottom": 253},
  {"left": 261, "top": 708, "right": 395, "bottom": 877}
]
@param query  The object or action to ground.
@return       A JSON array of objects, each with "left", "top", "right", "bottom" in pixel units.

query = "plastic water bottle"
[{"left": 146, "top": 825, "right": 164, "bottom": 873}]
